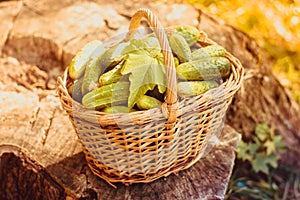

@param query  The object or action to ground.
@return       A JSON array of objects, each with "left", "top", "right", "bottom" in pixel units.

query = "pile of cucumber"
[{"left": 67, "top": 25, "right": 231, "bottom": 113}]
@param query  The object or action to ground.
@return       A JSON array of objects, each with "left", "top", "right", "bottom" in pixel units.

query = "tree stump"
[{"left": 1, "top": 0, "right": 299, "bottom": 199}]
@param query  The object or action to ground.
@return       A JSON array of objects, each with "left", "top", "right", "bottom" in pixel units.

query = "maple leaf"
[
  {"left": 119, "top": 36, "right": 166, "bottom": 108},
  {"left": 255, "top": 123, "right": 269, "bottom": 141},
  {"left": 273, "top": 135, "right": 285, "bottom": 150},
  {"left": 266, "top": 153, "right": 279, "bottom": 168},
  {"left": 122, "top": 36, "right": 161, "bottom": 56},
  {"left": 252, "top": 152, "right": 279, "bottom": 174},
  {"left": 237, "top": 141, "right": 259, "bottom": 161},
  {"left": 263, "top": 139, "right": 276, "bottom": 155},
  {"left": 252, "top": 153, "right": 270, "bottom": 174},
  {"left": 121, "top": 51, "right": 166, "bottom": 108}
]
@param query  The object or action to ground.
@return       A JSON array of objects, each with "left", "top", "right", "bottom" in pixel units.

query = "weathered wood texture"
[
  {"left": 0, "top": 126, "right": 240, "bottom": 200},
  {"left": 1, "top": 0, "right": 300, "bottom": 199}
]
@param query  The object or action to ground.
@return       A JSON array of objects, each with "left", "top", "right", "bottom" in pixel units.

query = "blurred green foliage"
[
  {"left": 225, "top": 123, "right": 291, "bottom": 200},
  {"left": 186, "top": 0, "right": 300, "bottom": 105},
  {"left": 237, "top": 123, "right": 284, "bottom": 174}
]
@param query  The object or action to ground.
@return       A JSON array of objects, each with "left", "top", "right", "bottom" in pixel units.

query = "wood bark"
[{"left": 0, "top": 0, "right": 299, "bottom": 199}]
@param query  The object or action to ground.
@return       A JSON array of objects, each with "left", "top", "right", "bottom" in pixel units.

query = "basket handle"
[{"left": 127, "top": 8, "right": 178, "bottom": 124}]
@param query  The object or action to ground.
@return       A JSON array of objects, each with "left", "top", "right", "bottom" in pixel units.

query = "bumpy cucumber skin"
[
  {"left": 83, "top": 96, "right": 128, "bottom": 110},
  {"left": 82, "top": 82, "right": 129, "bottom": 109},
  {"left": 102, "top": 106, "right": 134, "bottom": 113},
  {"left": 99, "top": 62, "right": 123, "bottom": 86},
  {"left": 172, "top": 25, "right": 200, "bottom": 46},
  {"left": 68, "top": 40, "right": 102, "bottom": 80},
  {"left": 191, "top": 45, "right": 226, "bottom": 60},
  {"left": 177, "top": 81, "right": 219, "bottom": 97},
  {"left": 176, "top": 57, "right": 231, "bottom": 81},
  {"left": 81, "top": 45, "right": 106, "bottom": 95},
  {"left": 99, "top": 42, "right": 128, "bottom": 71},
  {"left": 71, "top": 76, "right": 84, "bottom": 103},
  {"left": 169, "top": 33, "right": 192, "bottom": 63},
  {"left": 136, "top": 95, "right": 162, "bottom": 110}
]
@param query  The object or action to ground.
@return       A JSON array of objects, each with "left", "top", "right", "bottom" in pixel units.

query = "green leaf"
[
  {"left": 255, "top": 123, "right": 270, "bottom": 141},
  {"left": 252, "top": 152, "right": 279, "bottom": 174},
  {"left": 122, "top": 39, "right": 143, "bottom": 55},
  {"left": 269, "top": 126, "right": 275, "bottom": 139},
  {"left": 122, "top": 36, "right": 161, "bottom": 57},
  {"left": 237, "top": 141, "right": 250, "bottom": 161},
  {"left": 237, "top": 141, "right": 259, "bottom": 161},
  {"left": 273, "top": 135, "right": 285, "bottom": 150},
  {"left": 156, "top": 55, "right": 167, "bottom": 93},
  {"left": 120, "top": 36, "right": 166, "bottom": 108},
  {"left": 266, "top": 153, "right": 279, "bottom": 168},
  {"left": 121, "top": 51, "right": 166, "bottom": 108},
  {"left": 141, "top": 36, "right": 161, "bottom": 56},
  {"left": 263, "top": 139, "right": 276, "bottom": 155},
  {"left": 252, "top": 153, "right": 270, "bottom": 174},
  {"left": 248, "top": 143, "right": 260, "bottom": 155}
]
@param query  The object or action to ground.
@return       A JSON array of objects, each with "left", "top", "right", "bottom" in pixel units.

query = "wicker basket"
[{"left": 57, "top": 8, "right": 244, "bottom": 187}]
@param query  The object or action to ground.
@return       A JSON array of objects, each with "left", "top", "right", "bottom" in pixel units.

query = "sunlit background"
[{"left": 170, "top": 0, "right": 300, "bottom": 105}]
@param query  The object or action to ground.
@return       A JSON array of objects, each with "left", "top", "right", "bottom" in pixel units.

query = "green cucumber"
[
  {"left": 102, "top": 106, "right": 134, "bottom": 113},
  {"left": 81, "top": 44, "right": 106, "bottom": 95},
  {"left": 169, "top": 33, "right": 192, "bottom": 63},
  {"left": 176, "top": 57, "right": 231, "bottom": 81},
  {"left": 82, "top": 82, "right": 129, "bottom": 109},
  {"left": 68, "top": 40, "right": 102, "bottom": 79},
  {"left": 71, "top": 76, "right": 84, "bottom": 103},
  {"left": 168, "top": 25, "right": 200, "bottom": 46},
  {"left": 192, "top": 45, "right": 226, "bottom": 60},
  {"left": 99, "top": 61, "right": 123, "bottom": 86},
  {"left": 136, "top": 95, "right": 162, "bottom": 110},
  {"left": 174, "top": 57, "right": 180, "bottom": 67},
  {"left": 177, "top": 81, "right": 219, "bottom": 97},
  {"left": 99, "top": 42, "right": 128, "bottom": 71}
]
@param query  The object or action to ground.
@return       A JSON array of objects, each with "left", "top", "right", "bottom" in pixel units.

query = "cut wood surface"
[{"left": 1, "top": 0, "right": 300, "bottom": 199}]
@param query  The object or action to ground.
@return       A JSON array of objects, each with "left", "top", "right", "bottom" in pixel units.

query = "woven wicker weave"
[{"left": 57, "top": 8, "right": 244, "bottom": 187}]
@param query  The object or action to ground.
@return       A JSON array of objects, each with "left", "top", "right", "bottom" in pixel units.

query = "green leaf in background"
[
  {"left": 273, "top": 135, "right": 285, "bottom": 150},
  {"left": 255, "top": 122, "right": 269, "bottom": 141},
  {"left": 237, "top": 140, "right": 259, "bottom": 162},
  {"left": 266, "top": 153, "right": 279, "bottom": 169},
  {"left": 236, "top": 123, "right": 285, "bottom": 177},
  {"left": 263, "top": 139, "right": 276, "bottom": 155},
  {"left": 252, "top": 152, "right": 279, "bottom": 174},
  {"left": 237, "top": 140, "right": 252, "bottom": 161},
  {"left": 252, "top": 153, "right": 270, "bottom": 174}
]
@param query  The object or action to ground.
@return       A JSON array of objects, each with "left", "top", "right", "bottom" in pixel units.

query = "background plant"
[{"left": 225, "top": 123, "right": 288, "bottom": 199}]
